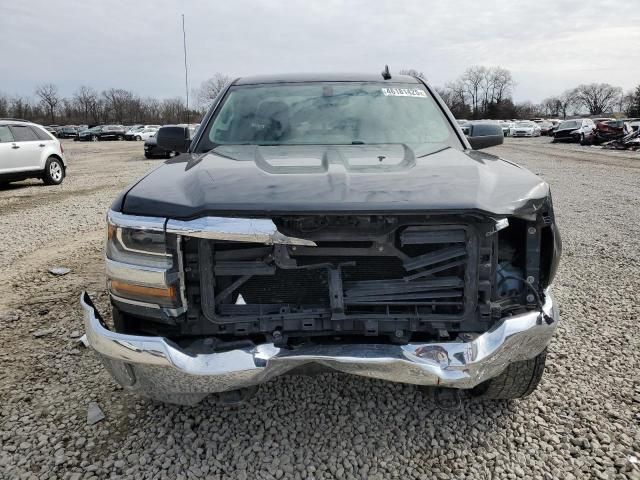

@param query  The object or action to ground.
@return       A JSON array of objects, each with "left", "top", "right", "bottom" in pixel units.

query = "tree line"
[
  {"left": 431, "top": 66, "right": 639, "bottom": 120},
  {"left": 0, "top": 85, "right": 203, "bottom": 126},
  {"left": 1, "top": 69, "right": 639, "bottom": 126}
]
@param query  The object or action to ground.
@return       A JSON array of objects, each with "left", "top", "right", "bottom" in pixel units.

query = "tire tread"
[{"left": 473, "top": 349, "right": 547, "bottom": 400}]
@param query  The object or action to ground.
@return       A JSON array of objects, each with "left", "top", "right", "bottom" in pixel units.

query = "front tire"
[
  {"left": 117, "top": 134, "right": 124, "bottom": 141},
  {"left": 135, "top": 135, "right": 142, "bottom": 141},
  {"left": 472, "top": 349, "right": 547, "bottom": 400},
  {"left": 91, "top": 135, "right": 98, "bottom": 142},
  {"left": 43, "top": 157, "right": 65, "bottom": 185}
]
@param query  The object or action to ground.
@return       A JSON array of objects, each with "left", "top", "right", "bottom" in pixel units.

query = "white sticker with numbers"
[{"left": 381, "top": 87, "right": 427, "bottom": 97}]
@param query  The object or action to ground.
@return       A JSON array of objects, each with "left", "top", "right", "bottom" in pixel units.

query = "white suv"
[{"left": 0, "top": 119, "right": 67, "bottom": 186}]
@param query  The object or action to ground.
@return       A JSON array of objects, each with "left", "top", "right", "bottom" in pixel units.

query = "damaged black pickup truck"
[{"left": 81, "top": 72, "right": 561, "bottom": 405}]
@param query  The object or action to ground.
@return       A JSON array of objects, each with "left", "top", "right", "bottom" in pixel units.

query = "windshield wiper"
[{"left": 416, "top": 145, "right": 451, "bottom": 158}]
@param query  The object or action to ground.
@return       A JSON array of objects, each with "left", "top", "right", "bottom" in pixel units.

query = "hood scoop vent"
[{"left": 253, "top": 144, "right": 415, "bottom": 174}]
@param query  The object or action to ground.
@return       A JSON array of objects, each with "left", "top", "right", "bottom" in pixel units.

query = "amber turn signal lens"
[
  {"left": 107, "top": 223, "right": 117, "bottom": 241},
  {"left": 109, "top": 280, "right": 176, "bottom": 300}
]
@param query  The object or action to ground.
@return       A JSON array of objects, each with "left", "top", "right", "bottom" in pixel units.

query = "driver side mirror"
[
  {"left": 157, "top": 126, "right": 190, "bottom": 153},
  {"left": 465, "top": 123, "right": 504, "bottom": 150}
]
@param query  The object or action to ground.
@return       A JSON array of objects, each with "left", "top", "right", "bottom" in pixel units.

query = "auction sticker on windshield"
[{"left": 381, "top": 87, "right": 427, "bottom": 97}]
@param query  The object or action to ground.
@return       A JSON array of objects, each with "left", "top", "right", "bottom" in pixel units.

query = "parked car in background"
[
  {"left": 539, "top": 121, "right": 555, "bottom": 136},
  {"left": 500, "top": 121, "right": 514, "bottom": 136},
  {"left": 124, "top": 125, "right": 144, "bottom": 140},
  {"left": 144, "top": 124, "right": 198, "bottom": 158},
  {"left": 135, "top": 127, "right": 159, "bottom": 141},
  {"left": 626, "top": 119, "right": 640, "bottom": 132},
  {"left": 83, "top": 73, "right": 560, "bottom": 406},
  {"left": 510, "top": 121, "right": 541, "bottom": 137},
  {"left": 126, "top": 125, "right": 161, "bottom": 141},
  {"left": 56, "top": 126, "right": 79, "bottom": 138},
  {"left": 581, "top": 119, "right": 629, "bottom": 146},
  {"left": 591, "top": 118, "right": 614, "bottom": 125},
  {"left": 0, "top": 119, "right": 66, "bottom": 185},
  {"left": 77, "top": 125, "right": 126, "bottom": 141},
  {"left": 552, "top": 118, "right": 595, "bottom": 143}
]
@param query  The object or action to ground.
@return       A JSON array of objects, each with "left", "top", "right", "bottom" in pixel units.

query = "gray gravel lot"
[{"left": 0, "top": 138, "right": 638, "bottom": 479}]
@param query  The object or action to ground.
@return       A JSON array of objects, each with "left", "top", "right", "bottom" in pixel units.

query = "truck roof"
[{"left": 234, "top": 73, "right": 422, "bottom": 86}]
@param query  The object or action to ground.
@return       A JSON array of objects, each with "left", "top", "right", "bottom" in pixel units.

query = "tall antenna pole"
[{"left": 182, "top": 14, "right": 190, "bottom": 124}]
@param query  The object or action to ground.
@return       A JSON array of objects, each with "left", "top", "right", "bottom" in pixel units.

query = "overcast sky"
[{"left": 2, "top": 0, "right": 639, "bottom": 103}]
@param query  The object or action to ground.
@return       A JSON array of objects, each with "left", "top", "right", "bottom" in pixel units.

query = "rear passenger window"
[
  {"left": 30, "top": 126, "right": 53, "bottom": 141},
  {"left": 9, "top": 125, "right": 39, "bottom": 142},
  {"left": 0, "top": 126, "right": 14, "bottom": 142}
]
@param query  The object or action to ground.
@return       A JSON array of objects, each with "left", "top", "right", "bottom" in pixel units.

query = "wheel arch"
[{"left": 44, "top": 153, "right": 66, "bottom": 171}]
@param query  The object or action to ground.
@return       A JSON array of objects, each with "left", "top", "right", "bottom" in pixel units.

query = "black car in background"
[
  {"left": 77, "top": 125, "right": 126, "bottom": 141},
  {"left": 144, "top": 124, "right": 199, "bottom": 158},
  {"left": 56, "top": 126, "right": 79, "bottom": 138}
]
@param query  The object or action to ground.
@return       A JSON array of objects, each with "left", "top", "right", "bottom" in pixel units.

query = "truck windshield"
[{"left": 197, "top": 82, "right": 461, "bottom": 155}]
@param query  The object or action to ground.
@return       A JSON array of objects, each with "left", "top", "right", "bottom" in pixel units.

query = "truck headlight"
[{"left": 105, "top": 211, "right": 182, "bottom": 308}]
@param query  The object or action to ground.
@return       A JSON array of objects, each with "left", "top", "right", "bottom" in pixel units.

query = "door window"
[
  {"left": 0, "top": 126, "right": 15, "bottom": 142},
  {"left": 9, "top": 125, "right": 39, "bottom": 142},
  {"left": 30, "top": 126, "right": 53, "bottom": 141}
]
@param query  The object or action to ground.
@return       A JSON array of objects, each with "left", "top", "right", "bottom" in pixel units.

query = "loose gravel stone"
[{"left": 0, "top": 139, "right": 639, "bottom": 479}]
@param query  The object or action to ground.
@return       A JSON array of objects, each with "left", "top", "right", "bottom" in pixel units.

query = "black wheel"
[
  {"left": 580, "top": 133, "right": 586, "bottom": 145},
  {"left": 117, "top": 134, "right": 124, "bottom": 141},
  {"left": 472, "top": 349, "right": 547, "bottom": 400},
  {"left": 91, "top": 135, "right": 98, "bottom": 142},
  {"left": 144, "top": 153, "right": 152, "bottom": 159},
  {"left": 135, "top": 135, "right": 142, "bottom": 141},
  {"left": 43, "top": 157, "right": 65, "bottom": 185}
]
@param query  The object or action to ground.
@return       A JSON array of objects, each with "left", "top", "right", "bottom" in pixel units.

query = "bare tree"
[
  {"left": 0, "top": 93, "right": 9, "bottom": 117},
  {"left": 160, "top": 98, "right": 185, "bottom": 123},
  {"left": 73, "top": 86, "right": 99, "bottom": 123},
  {"left": 35, "top": 83, "right": 60, "bottom": 124},
  {"left": 556, "top": 90, "right": 577, "bottom": 119},
  {"left": 195, "top": 73, "right": 232, "bottom": 110},
  {"left": 398, "top": 69, "right": 426, "bottom": 80},
  {"left": 617, "top": 90, "right": 635, "bottom": 116},
  {"left": 629, "top": 85, "right": 640, "bottom": 117},
  {"left": 10, "top": 96, "right": 33, "bottom": 120},
  {"left": 102, "top": 88, "right": 135, "bottom": 123},
  {"left": 573, "top": 83, "right": 622, "bottom": 115},
  {"left": 541, "top": 97, "right": 561, "bottom": 117},
  {"left": 461, "top": 66, "right": 488, "bottom": 118},
  {"left": 141, "top": 97, "right": 162, "bottom": 122},
  {"left": 489, "top": 67, "right": 514, "bottom": 105}
]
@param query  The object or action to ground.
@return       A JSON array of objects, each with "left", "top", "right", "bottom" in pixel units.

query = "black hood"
[{"left": 120, "top": 144, "right": 549, "bottom": 219}]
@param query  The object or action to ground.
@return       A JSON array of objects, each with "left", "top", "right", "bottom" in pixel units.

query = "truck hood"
[{"left": 120, "top": 144, "right": 549, "bottom": 218}]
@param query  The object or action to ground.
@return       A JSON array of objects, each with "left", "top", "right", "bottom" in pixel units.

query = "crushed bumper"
[{"left": 81, "top": 292, "right": 558, "bottom": 402}]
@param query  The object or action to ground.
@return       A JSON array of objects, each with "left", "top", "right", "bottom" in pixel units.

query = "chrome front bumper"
[{"left": 81, "top": 292, "right": 558, "bottom": 404}]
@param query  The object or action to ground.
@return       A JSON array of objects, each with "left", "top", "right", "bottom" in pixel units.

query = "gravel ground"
[{"left": 0, "top": 138, "right": 638, "bottom": 480}]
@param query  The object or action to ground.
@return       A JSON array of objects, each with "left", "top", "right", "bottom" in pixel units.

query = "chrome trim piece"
[
  {"left": 105, "top": 258, "right": 167, "bottom": 287},
  {"left": 81, "top": 291, "right": 558, "bottom": 402},
  {"left": 110, "top": 293, "right": 188, "bottom": 316},
  {"left": 107, "top": 210, "right": 166, "bottom": 232},
  {"left": 166, "top": 217, "right": 316, "bottom": 246},
  {"left": 109, "top": 292, "right": 160, "bottom": 309}
]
